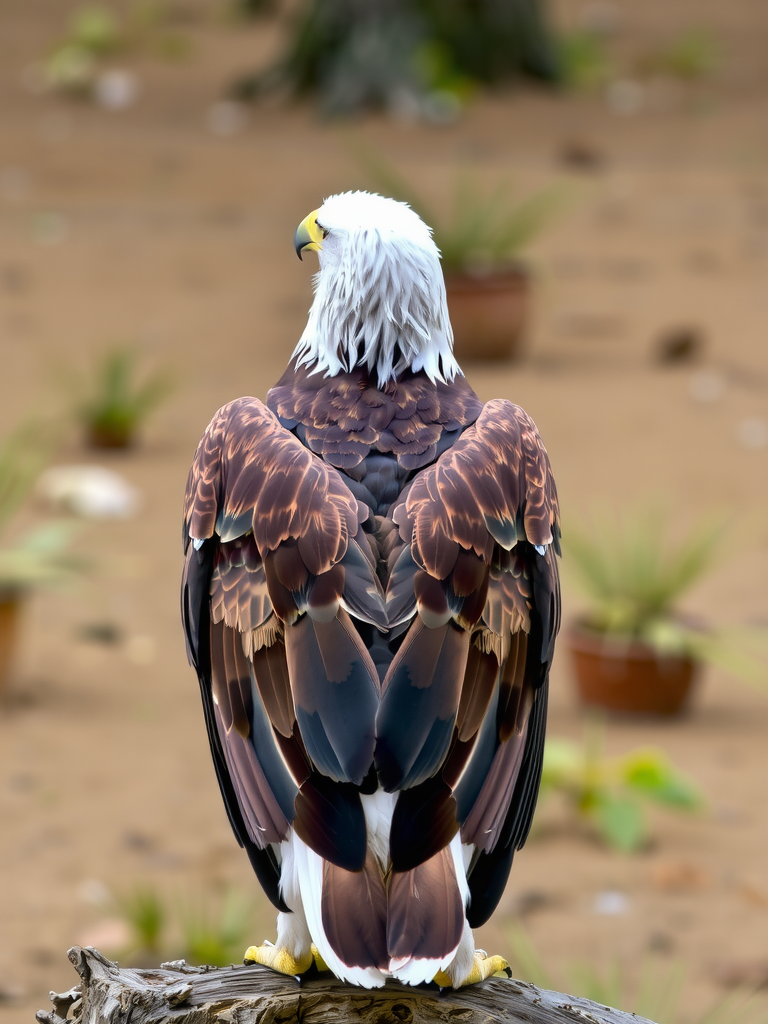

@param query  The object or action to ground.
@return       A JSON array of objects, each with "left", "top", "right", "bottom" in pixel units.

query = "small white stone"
[
  {"left": 95, "top": 69, "right": 140, "bottom": 110},
  {"left": 593, "top": 890, "right": 629, "bottom": 915},
  {"left": 77, "top": 878, "right": 112, "bottom": 906},
  {"left": 37, "top": 465, "right": 141, "bottom": 518},
  {"left": 737, "top": 416, "right": 768, "bottom": 450},
  {"left": 689, "top": 369, "right": 725, "bottom": 403}
]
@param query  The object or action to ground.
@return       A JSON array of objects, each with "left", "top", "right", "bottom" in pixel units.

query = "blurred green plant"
[
  {"left": 351, "top": 145, "right": 562, "bottom": 272},
  {"left": 540, "top": 720, "right": 703, "bottom": 851},
  {"left": 565, "top": 506, "right": 768, "bottom": 684},
  {"left": 556, "top": 30, "right": 613, "bottom": 91},
  {"left": 69, "top": 5, "right": 123, "bottom": 55},
  {"left": 0, "top": 421, "right": 52, "bottom": 536},
  {"left": 72, "top": 346, "right": 173, "bottom": 448},
  {"left": 566, "top": 507, "right": 722, "bottom": 643},
  {"left": 179, "top": 890, "right": 256, "bottom": 967},
  {"left": 43, "top": 2, "right": 190, "bottom": 95},
  {"left": 646, "top": 29, "right": 719, "bottom": 81},
  {"left": 115, "top": 884, "right": 166, "bottom": 956},
  {"left": 234, "top": 0, "right": 562, "bottom": 118},
  {"left": 0, "top": 420, "right": 82, "bottom": 592},
  {"left": 109, "top": 884, "right": 257, "bottom": 966}
]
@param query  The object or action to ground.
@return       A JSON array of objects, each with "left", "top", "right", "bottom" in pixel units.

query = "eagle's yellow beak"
[{"left": 294, "top": 209, "right": 324, "bottom": 261}]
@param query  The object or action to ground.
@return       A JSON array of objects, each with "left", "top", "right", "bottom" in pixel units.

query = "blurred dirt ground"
[{"left": 1, "top": 1, "right": 767, "bottom": 1021}]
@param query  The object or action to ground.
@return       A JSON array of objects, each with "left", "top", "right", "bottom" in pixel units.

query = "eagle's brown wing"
[
  {"left": 181, "top": 398, "right": 386, "bottom": 903},
  {"left": 377, "top": 399, "right": 560, "bottom": 923}
]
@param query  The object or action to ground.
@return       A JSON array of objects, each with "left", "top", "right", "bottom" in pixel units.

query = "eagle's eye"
[{"left": 317, "top": 221, "right": 329, "bottom": 239}]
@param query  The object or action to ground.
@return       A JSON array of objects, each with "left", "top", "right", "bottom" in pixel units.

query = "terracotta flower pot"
[
  {"left": 444, "top": 265, "right": 530, "bottom": 362},
  {"left": 87, "top": 423, "right": 135, "bottom": 449},
  {"left": 0, "top": 590, "right": 22, "bottom": 695},
  {"left": 568, "top": 620, "right": 700, "bottom": 716}
]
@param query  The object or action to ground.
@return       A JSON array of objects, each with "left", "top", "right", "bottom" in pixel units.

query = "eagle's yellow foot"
[
  {"left": 311, "top": 944, "right": 330, "bottom": 973},
  {"left": 243, "top": 941, "right": 313, "bottom": 977},
  {"left": 434, "top": 951, "right": 512, "bottom": 988}
]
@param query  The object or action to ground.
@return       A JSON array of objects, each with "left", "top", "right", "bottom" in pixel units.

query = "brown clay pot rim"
[
  {"left": 443, "top": 264, "right": 530, "bottom": 289},
  {"left": 568, "top": 618, "right": 696, "bottom": 667}
]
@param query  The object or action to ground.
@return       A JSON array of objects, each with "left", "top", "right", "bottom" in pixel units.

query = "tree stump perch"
[{"left": 36, "top": 947, "right": 659, "bottom": 1024}]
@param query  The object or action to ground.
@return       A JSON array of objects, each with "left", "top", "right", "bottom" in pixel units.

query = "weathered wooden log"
[{"left": 36, "top": 946, "right": 658, "bottom": 1024}]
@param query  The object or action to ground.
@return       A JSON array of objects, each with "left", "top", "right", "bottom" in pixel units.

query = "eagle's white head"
[{"left": 292, "top": 191, "right": 459, "bottom": 384}]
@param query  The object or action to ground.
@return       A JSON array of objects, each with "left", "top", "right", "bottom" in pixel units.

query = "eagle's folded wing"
[
  {"left": 377, "top": 400, "right": 560, "bottom": 920},
  {"left": 181, "top": 398, "right": 387, "bottom": 898}
]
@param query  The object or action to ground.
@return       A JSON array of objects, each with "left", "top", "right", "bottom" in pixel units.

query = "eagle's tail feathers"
[
  {"left": 386, "top": 839, "right": 467, "bottom": 983},
  {"left": 287, "top": 831, "right": 387, "bottom": 988},
  {"left": 321, "top": 853, "right": 389, "bottom": 971}
]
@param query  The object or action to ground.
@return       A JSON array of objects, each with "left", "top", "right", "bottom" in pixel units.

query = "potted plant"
[
  {"left": 73, "top": 346, "right": 172, "bottom": 450},
  {"left": 353, "top": 148, "right": 560, "bottom": 360},
  {"left": 433, "top": 174, "right": 558, "bottom": 360},
  {"left": 0, "top": 420, "right": 83, "bottom": 694},
  {"left": 565, "top": 508, "right": 764, "bottom": 716}
]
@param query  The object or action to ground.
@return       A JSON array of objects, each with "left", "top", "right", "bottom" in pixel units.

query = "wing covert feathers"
[
  {"left": 184, "top": 397, "right": 366, "bottom": 574},
  {"left": 392, "top": 399, "right": 560, "bottom": 577}
]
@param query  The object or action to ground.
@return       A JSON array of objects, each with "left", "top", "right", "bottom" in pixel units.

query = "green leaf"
[
  {"left": 591, "top": 792, "right": 645, "bottom": 851},
  {"left": 620, "top": 748, "right": 703, "bottom": 809}
]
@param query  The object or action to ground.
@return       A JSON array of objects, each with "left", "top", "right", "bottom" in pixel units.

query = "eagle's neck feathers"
[{"left": 292, "top": 223, "right": 461, "bottom": 385}]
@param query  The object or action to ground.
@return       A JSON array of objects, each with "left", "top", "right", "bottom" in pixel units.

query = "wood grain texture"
[{"left": 37, "top": 947, "right": 660, "bottom": 1024}]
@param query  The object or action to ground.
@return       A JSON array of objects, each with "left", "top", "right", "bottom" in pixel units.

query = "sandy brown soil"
[{"left": 1, "top": 2, "right": 767, "bottom": 1022}]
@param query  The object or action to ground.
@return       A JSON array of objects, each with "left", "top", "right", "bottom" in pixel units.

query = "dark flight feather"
[
  {"left": 293, "top": 773, "right": 368, "bottom": 872},
  {"left": 181, "top": 541, "right": 287, "bottom": 912}
]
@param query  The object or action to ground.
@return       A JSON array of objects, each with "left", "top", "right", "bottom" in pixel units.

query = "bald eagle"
[{"left": 182, "top": 192, "right": 560, "bottom": 989}]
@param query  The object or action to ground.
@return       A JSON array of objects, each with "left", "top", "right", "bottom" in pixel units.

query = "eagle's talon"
[
  {"left": 434, "top": 952, "right": 511, "bottom": 988},
  {"left": 311, "top": 944, "right": 330, "bottom": 973},
  {"left": 243, "top": 943, "right": 314, "bottom": 977}
]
